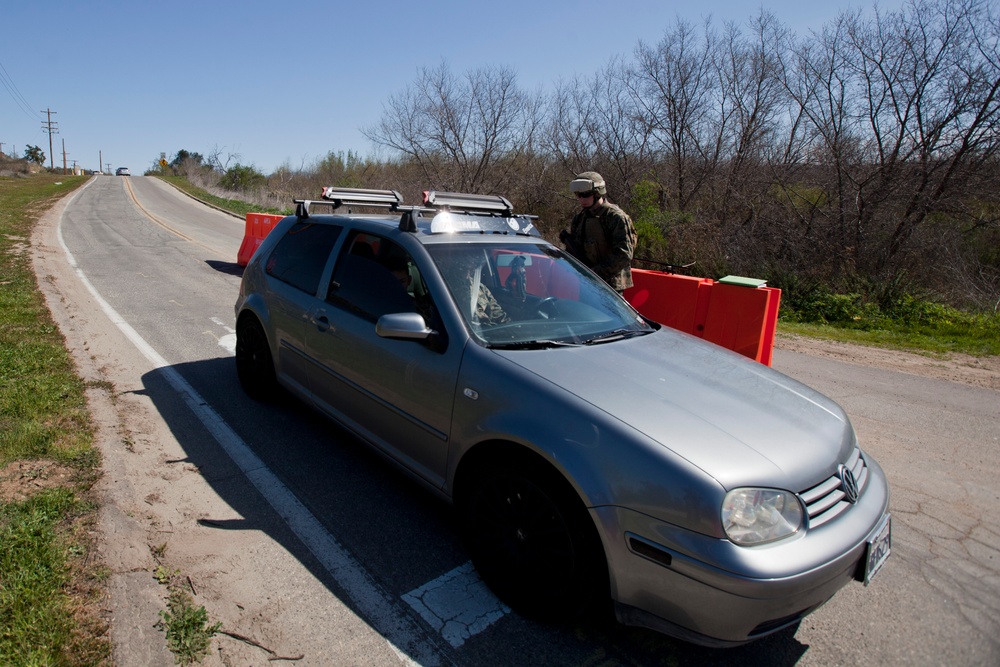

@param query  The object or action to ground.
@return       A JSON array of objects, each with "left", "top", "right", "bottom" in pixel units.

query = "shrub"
[{"left": 218, "top": 164, "right": 266, "bottom": 192}]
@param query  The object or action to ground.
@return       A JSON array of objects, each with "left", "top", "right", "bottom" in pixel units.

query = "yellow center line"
[{"left": 123, "top": 177, "right": 222, "bottom": 257}]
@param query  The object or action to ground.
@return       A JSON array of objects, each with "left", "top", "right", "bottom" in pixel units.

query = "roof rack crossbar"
[
  {"left": 422, "top": 191, "right": 513, "bottom": 215},
  {"left": 319, "top": 187, "right": 405, "bottom": 210}
]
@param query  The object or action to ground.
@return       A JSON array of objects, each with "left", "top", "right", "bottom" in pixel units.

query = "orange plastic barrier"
[
  {"left": 237, "top": 213, "right": 285, "bottom": 267},
  {"left": 625, "top": 269, "right": 781, "bottom": 366}
]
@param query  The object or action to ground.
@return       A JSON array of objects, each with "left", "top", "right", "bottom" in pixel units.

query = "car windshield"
[{"left": 427, "top": 242, "right": 653, "bottom": 347}]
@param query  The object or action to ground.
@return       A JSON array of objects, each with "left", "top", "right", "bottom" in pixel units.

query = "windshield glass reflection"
[{"left": 427, "top": 243, "right": 653, "bottom": 347}]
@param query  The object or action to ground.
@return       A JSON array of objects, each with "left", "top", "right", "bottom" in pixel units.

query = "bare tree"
[
  {"left": 850, "top": 0, "right": 1000, "bottom": 273},
  {"left": 542, "top": 58, "right": 652, "bottom": 204},
  {"left": 628, "top": 18, "right": 718, "bottom": 212},
  {"left": 364, "top": 62, "right": 541, "bottom": 194},
  {"left": 709, "top": 11, "right": 792, "bottom": 228}
]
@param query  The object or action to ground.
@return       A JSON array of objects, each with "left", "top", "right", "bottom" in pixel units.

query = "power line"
[{"left": 0, "top": 60, "right": 40, "bottom": 121}]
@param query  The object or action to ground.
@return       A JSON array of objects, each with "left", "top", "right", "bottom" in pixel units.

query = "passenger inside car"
[{"left": 328, "top": 253, "right": 416, "bottom": 322}]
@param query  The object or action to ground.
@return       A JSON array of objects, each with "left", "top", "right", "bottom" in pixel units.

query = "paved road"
[{"left": 41, "top": 175, "right": 1000, "bottom": 665}]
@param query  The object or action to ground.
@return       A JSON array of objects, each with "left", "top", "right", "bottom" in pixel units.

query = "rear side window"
[{"left": 265, "top": 222, "right": 342, "bottom": 294}]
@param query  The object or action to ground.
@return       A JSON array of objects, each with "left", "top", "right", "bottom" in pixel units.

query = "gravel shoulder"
[{"left": 775, "top": 333, "right": 1000, "bottom": 392}]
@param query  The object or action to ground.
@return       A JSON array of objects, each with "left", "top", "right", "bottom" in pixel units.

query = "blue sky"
[{"left": 2, "top": 0, "right": 901, "bottom": 175}]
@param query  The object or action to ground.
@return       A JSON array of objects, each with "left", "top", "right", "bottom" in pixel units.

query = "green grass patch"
[
  {"left": 0, "top": 173, "right": 109, "bottom": 664},
  {"left": 157, "top": 175, "right": 288, "bottom": 216},
  {"left": 779, "top": 290, "right": 1000, "bottom": 357},
  {"left": 157, "top": 587, "right": 222, "bottom": 665},
  {"left": 0, "top": 489, "right": 107, "bottom": 665},
  {"left": 0, "top": 175, "right": 93, "bottom": 465}
]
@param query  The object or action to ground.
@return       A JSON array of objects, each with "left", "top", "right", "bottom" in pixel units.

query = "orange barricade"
[
  {"left": 237, "top": 213, "right": 286, "bottom": 267},
  {"left": 625, "top": 269, "right": 781, "bottom": 366}
]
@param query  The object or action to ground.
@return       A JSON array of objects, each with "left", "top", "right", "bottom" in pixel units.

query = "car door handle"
[{"left": 312, "top": 314, "right": 332, "bottom": 332}]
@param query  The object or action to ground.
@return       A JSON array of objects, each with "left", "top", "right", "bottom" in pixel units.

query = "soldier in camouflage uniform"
[
  {"left": 474, "top": 282, "right": 510, "bottom": 325},
  {"left": 560, "top": 171, "right": 637, "bottom": 292},
  {"left": 439, "top": 247, "right": 510, "bottom": 326}
]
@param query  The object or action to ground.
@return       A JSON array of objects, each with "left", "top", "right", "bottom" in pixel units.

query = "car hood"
[{"left": 494, "top": 329, "right": 852, "bottom": 491}]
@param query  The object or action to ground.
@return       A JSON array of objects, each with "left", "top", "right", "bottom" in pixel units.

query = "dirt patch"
[
  {"left": 0, "top": 459, "right": 77, "bottom": 503},
  {"left": 776, "top": 333, "right": 1000, "bottom": 392}
]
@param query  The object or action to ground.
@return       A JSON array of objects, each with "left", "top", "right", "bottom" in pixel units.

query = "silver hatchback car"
[{"left": 234, "top": 188, "right": 891, "bottom": 646}]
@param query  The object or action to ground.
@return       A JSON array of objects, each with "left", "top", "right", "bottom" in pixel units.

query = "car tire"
[
  {"left": 459, "top": 455, "right": 608, "bottom": 622},
  {"left": 236, "top": 316, "right": 276, "bottom": 400}
]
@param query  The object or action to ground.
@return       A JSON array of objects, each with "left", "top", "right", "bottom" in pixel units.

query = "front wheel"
[
  {"left": 458, "top": 457, "right": 607, "bottom": 621},
  {"left": 235, "top": 316, "right": 276, "bottom": 400}
]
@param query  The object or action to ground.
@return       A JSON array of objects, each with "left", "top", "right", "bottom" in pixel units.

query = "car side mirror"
[{"left": 376, "top": 312, "right": 434, "bottom": 340}]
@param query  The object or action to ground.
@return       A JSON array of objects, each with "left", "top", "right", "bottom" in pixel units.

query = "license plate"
[{"left": 863, "top": 514, "right": 891, "bottom": 585}]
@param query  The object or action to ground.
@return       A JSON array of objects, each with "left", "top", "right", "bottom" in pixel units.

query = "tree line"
[{"left": 167, "top": 0, "right": 999, "bottom": 311}]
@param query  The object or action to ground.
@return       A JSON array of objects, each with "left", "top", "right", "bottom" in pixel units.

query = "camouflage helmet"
[{"left": 569, "top": 171, "right": 607, "bottom": 197}]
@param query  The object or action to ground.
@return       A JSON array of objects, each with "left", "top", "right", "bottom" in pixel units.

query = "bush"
[{"left": 218, "top": 164, "right": 266, "bottom": 192}]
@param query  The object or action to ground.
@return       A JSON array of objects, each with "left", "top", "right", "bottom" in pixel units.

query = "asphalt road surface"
[{"left": 33, "top": 175, "right": 1000, "bottom": 666}]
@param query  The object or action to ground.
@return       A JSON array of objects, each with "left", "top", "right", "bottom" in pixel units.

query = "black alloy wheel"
[
  {"left": 235, "top": 316, "right": 276, "bottom": 400},
  {"left": 460, "top": 458, "right": 607, "bottom": 621}
]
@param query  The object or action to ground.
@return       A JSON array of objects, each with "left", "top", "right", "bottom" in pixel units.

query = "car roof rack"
[
  {"left": 398, "top": 191, "right": 539, "bottom": 237},
  {"left": 421, "top": 191, "right": 514, "bottom": 216},
  {"left": 292, "top": 187, "right": 540, "bottom": 238},
  {"left": 294, "top": 187, "right": 405, "bottom": 218}
]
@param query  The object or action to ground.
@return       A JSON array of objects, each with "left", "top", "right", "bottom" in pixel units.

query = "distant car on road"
[
  {"left": 115, "top": 167, "right": 130, "bottom": 176},
  {"left": 234, "top": 187, "right": 891, "bottom": 647}
]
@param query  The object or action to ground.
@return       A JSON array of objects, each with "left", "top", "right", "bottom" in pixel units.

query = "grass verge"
[
  {"left": 157, "top": 175, "right": 288, "bottom": 217},
  {"left": 779, "top": 298, "right": 1000, "bottom": 357},
  {"left": 0, "top": 174, "right": 109, "bottom": 664}
]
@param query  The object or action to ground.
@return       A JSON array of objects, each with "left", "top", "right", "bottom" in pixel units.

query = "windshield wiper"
[
  {"left": 582, "top": 328, "right": 650, "bottom": 345},
  {"left": 489, "top": 339, "right": 581, "bottom": 350}
]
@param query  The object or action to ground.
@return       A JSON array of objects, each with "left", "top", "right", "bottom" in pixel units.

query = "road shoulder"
[
  {"left": 32, "top": 187, "right": 410, "bottom": 666},
  {"left": 776, "top": 333, "right": 1000, "bottom": 392}
]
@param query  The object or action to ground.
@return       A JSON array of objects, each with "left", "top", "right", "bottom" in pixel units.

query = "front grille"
[{"left": 798, "top": 447, "right": 868, "bottom": 528}]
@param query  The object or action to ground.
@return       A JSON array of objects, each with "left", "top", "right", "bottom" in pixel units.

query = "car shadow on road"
[
  {"left": 139, "top": 357, "right": 810, "bottom": 667},
  {"left": 205, "top": 259, "right": 244, "bottom": 277}
]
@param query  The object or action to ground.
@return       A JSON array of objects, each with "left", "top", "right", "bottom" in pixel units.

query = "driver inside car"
[{"left": 440, "top": 249, "right": 511, "bottom": 326}]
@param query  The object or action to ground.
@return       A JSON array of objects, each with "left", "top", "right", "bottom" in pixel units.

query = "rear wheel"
[
  {"left": 459, "top": 456, "right": 607, "bottom": 621},
  {"left": 235, "top": 316, "right": 276, "bottom": 400}
]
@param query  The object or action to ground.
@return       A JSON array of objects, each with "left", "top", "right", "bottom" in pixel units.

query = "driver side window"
[{"left": 327, "top": 233, "right": 435, "bottom": 325}]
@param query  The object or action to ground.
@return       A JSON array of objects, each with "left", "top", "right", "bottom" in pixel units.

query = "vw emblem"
[{"left": 839, "top": 465, "right": 859, "bottom": 504}]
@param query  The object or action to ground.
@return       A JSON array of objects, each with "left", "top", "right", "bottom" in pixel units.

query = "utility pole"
[
  {"left": 62, "top": 138, "right": 68, "bottom": 174},
  {"left": 99, "top": 150, "right": 103, "bottom": 174},
  {"left": 41, "top": 108, "right": 58, "bottom": 170}
]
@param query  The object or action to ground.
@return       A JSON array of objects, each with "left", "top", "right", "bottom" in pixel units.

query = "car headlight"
[{"left": 722, "top": 488, "right": 803, "bottom": 545}]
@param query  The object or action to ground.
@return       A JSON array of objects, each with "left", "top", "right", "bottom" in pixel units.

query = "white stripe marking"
[
  {"left": 211, "top": 317, "right": 237, "bottom": 354},
  {"left": 402, "top": 562, "right": 510, "bottom": 648}
]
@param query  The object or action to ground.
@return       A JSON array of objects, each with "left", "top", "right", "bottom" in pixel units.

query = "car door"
[
  {"left": 260, "top": 221, "right": 344, "bottom": 397},
  {"left": 303, "top": 233, "right": 462, "bottom": 488}
]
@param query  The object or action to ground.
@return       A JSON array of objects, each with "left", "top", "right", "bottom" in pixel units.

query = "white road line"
[
  {"left": 211, "top": 319, "right": 510, "bottom": 647},
  {"left": 210, "top": 317, "right": 237, "bottom": 355},
  {"left": 402, "top": 562, "right": 510, "bottom": 648},
  {"left": 56, "top": 202, "right": 444, "bottom": 667}
]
